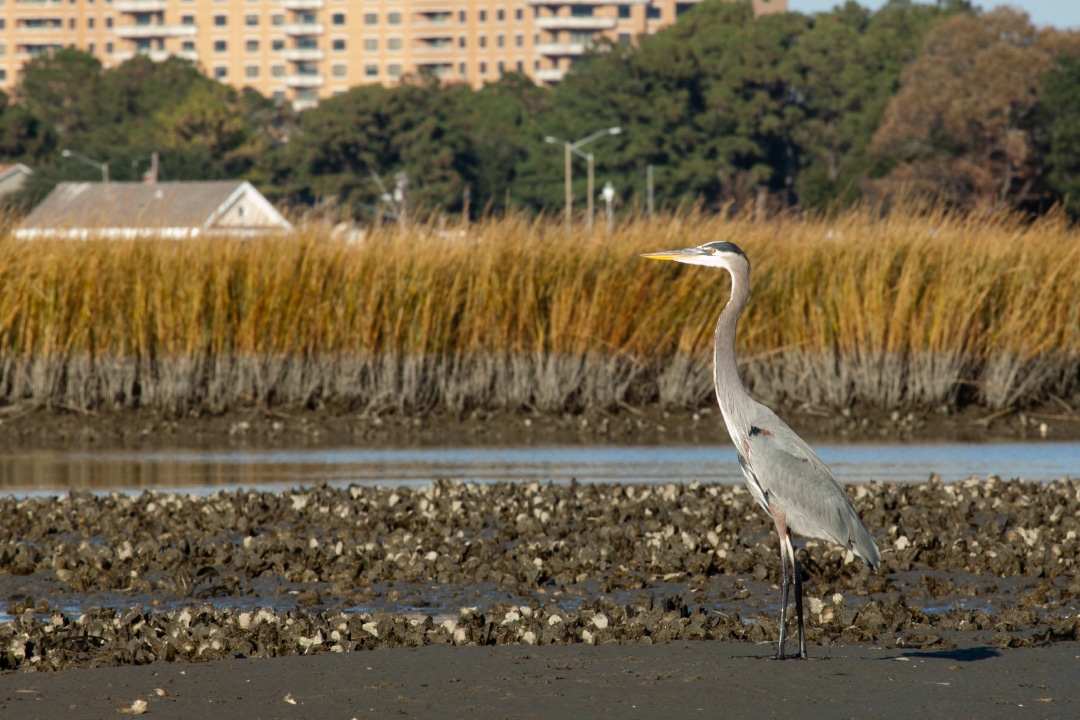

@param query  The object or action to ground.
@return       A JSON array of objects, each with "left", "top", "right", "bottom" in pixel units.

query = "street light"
[
  {"left": 61, "top": 149, "right": 109, "bottom": 184},
  {"left": 601, "top": 181, "right": 616, "bottom": 232},
  {"left": 545, "top": 126, "right": 621, "bottom": 232}
]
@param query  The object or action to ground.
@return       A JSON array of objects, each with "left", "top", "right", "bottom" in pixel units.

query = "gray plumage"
[{"left": 642, "top": 240, "right": 880, "bottom": 659}]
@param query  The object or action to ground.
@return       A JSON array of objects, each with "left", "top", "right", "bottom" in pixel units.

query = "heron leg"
[
  {"left": 776, "top": 538, "right": 790, "bottom": 660},
  {"left": 788, "top": 534, "right": 807, "bottom": 659},
  {"left": 771, "top": 507, "right": 794, "bottom": 660}
]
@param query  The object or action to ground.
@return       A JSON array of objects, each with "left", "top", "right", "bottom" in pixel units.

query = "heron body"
[{"left": 642, "top": 240, "right": 880, "bottom": 659}]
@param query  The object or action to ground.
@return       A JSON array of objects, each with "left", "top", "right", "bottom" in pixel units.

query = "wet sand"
[{"left": 2, "top": 641, "right": 1078, "bottom": 719}]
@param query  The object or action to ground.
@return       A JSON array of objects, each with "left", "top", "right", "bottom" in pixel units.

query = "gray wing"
[{"left": 740, "top": 405, "right": 880, "bottom": 569}]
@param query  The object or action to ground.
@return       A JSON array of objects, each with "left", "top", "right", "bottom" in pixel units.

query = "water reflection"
[{"left": 0, "top": 442, "right": 1077, "bottom": 497}]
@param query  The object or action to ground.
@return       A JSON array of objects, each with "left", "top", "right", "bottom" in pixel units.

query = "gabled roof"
[
  {"left": 0, "top": 163, "right": 32, "bottom": 181},
  {"left": 16, "top": 180, "right": 292, "bottom": 239}
]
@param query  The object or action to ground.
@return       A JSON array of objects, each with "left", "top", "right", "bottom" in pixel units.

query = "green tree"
[
  {"left": 1034, "top": 53, "right": 1080, "bottom": 216},
  {"left": 285, "top": 78, "right": 476, "bottom": 217},
  {"left": 789, "top": 0, "right": 961, "bottom": 209}
]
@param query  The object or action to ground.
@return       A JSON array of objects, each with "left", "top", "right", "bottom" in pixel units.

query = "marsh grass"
[{"left": 0, "top": 204, "right": 1077, "bottom": 415}]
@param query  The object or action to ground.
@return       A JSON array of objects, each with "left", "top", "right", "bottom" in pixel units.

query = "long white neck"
[{"left": 713, "top": 260, "right": 755, "bottom": 447}]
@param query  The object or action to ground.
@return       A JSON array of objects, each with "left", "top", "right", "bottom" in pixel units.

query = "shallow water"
[{"left": 0, "top": 441, "right": 1078, "bottom": 496}]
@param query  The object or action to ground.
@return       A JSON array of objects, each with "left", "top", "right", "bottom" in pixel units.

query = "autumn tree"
[{"left": 868, "top": 7, "right": 1080, "bottom": 210}]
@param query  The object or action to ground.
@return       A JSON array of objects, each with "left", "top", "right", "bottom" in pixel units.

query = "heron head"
[{"left": 641, "top": 241, "right": 748, "bottom": 269}]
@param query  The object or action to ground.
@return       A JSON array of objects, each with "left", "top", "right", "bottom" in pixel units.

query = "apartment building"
[{"left": 0, "top": 0, "right": 786, "bottom": 108}]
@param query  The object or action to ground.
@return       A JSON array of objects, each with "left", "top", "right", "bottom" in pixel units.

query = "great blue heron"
[{"left": 642, "top": 240, "right": 880, "bottom": 659}]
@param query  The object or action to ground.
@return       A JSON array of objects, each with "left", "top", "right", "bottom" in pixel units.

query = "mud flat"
[
  {"left": 2, "top": 640, "right": 1079, "bottom": 719},
  {"left": 1, "top": 476, "right": 1078, "bottom": 669},
  {"left": 1, "top": 400, "right": 1079, "bottom": 453}
]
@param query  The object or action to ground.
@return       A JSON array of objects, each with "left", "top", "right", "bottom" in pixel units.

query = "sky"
[{"left": 787, "top": 0, "right": 1080, "bottom": 29}]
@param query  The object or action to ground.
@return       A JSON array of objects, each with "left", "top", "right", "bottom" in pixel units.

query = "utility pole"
[
  {"left": 586, "top": 153, "right": 595, "bottom": 230},
  {"left": 564, "top": 141, "right": 572, "bottom": 235},
  {"left": 646, "top": 165, "right": 654, "bottom": 216}
]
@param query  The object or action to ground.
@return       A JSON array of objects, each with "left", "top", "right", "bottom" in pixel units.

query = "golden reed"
[{"left": 0, "top": 204, "right": 1076, "bottom": 412}]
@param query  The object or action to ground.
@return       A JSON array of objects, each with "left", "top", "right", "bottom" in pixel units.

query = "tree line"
[{"left": 3, "top": 0, "right": 1080, "bottom": 219}]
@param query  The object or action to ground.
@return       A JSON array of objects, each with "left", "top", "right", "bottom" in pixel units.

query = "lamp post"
[
  {"left": 61, "top": 149, "right": 109, "bottom": 184},
  {"left": 545, "top": 126, "right": 621, "bottom": 232}
]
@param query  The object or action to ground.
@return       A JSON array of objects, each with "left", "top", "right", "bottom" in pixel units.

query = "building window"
[
  {"left": 646, "top": 5, "right": 660, "bottom": 19},
  {"left": 515, "top": 33, "right": 522, "bottom": 47},
  {"left": 245, "top": 13, "right": 258, "bottom": 26},
  {"left": 516, "top": 59, "right": 522, "bottom": 72},
  {"left": 214, "top": 40, "right": 227, "bottom": 52},
  {"left": 388, "top": 63, "right": 401, "bottom": 77},
  {"left": 363, "top": 12, "right": 376, "bottom": 25},
  {"left": 332, "top": 63, "right": 346, "bottom": 77},
  {"left": 272, "top": 64, "right": 284, "bottom": 77},
  {"left": 272, "top": 90, "right": 285, "bottom": 103},
  {"left": 479, "top": 35, "right": 486, "bottom": 48},
  {"left": 88, "top": 17, "right": 94, "bottom": 28},
  {"left": 106, "top": 41, "right": 113, "bottom": 53},
  {"left": 618, "top": 4, "right": 631, "bottom": 19},
  {"left": 479, "top": 61, "right": 486, "bottom": 74},
  {"left": 618, "top": 32, "right": 631, "bottom": 43},
  {"left": 496, "top": 8, "right": 504, "bottom": 21},
  {"left": 332, "top": 12, "right": 344, "bottom": 25},
  {"left": 363, "top": 37, "right": 377, "bottom": 51},
  {"left": 497, "top": 34, "right": 504, "bottom": 48},
  {"left": 271, "top": 13, "right": 284, "bottom": 25},
  {"left": 458, "top": 10, "right": 465, "bottom": 22},
  {"left": 214, "top": 66, "right": 227, "bottom": 79},
  {"left": 458, "top": 36, "right": 465, "bottom": 49},
  {"left": 497, "top": 60, "right": 504, "bottom": 73},
  {"left": 0, "top": 69, "right": 5, "bottom": 82},
  {"left": 181, "top": 14, "right": 194, "bottom": 25},
  {"left": 479, "top": 9, "right": 486, "bottom": 22},
  {"left": 387, "top": 12, "right": 400, "bottom": 24},
  {"left": 105, "top": 16, "right": 112, "bottom": 28},
  {"left": 245, "top": 65, "right": 259, "bottom": 78},
  {"left": 88, "top": 42, "right": 94, "bottom": 53},
  {"left": 214, "top": 14, "right": 227, "bottom": 26},
  {"left": 182, "top": 40, "right": 195, "bottom": 51},
  {"left": 364, "top": 63, "right": 377, "bottom": 77},
  {"left": 332, "top": 38, "right": 346, "bottom": 51},
  {"left": 246, "top": 39, "right": 259, "bottom": 52},
  {"left": 272, "top": 38, "right": 285, "bottom": 50},
  {"left": 571, "top": 6, "right": 593, "bottom": 17},
  {"left": 68, "top": 17, "right": 75, "bottom": 29},
  {"left": 459, "top": 61, "right": 466, "bottom": 75},
  {"left": 515, "top": 7, "right": 523, "bottom": 21},
  {"left": 388, "top": 37, "right": 401, "bottom": 50}
]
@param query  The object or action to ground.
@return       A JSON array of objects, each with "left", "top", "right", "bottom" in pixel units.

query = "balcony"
[
  {"left": 534, "top": 67, "right": 566, "bottom": 83},
  {"left": 280, "top": 22, "right": 325, "bottom": 35},
  {"left": 114, "top": 23, "right": 198, "bottom": 39},
  {"left": 114, "top": 0, "right": 169, "bottom": 11},
  {"left": 527, "top": 0, "right": 647, "bottom": 4},
  {"left": 411, "top": 43, "right": 453, "bottom": 56},
  {"left": 283, "top": 73, "right": 325, "bottom": 87},
  {"left": 281, "top": 0, "right": 324, "bottom": 9},
  {"left": 114, "top": 49, "right": 171, "bottom": 62},
  {"left": 534, "top": 16, "right": 616, "bottom": 30},
  {"left": 281, "top": 48, "right": 325, "bottom": 61},
  {"left": 535, "top": 41, "right": 587, "bottom": 56},
  {"left": 411, "top": 28, "right": 455, "bottom": 39}
]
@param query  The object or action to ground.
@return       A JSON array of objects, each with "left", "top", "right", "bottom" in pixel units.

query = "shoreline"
[{"left": 1, "top": 400, "right": 1078, "bottom": 453}]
